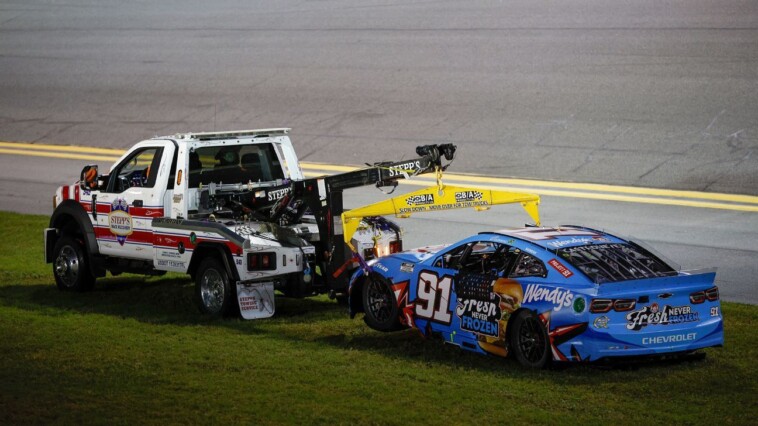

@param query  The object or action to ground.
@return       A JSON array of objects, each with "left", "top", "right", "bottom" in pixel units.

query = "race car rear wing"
[{"left": 341, "top": 184, "right": 541, "bottom": 252}]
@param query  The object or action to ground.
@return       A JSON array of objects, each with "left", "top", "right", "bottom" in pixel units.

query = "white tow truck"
[{"left": 44, "top": 128, "right": 456, "bottom": 319}]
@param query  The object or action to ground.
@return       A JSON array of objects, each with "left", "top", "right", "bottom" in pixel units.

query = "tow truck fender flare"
[
  {"left": 47, "top": 199, "right": 99, "bottom": 262},
  {"left": 188, "top": 242, "right": 241, "bottom": 282}
]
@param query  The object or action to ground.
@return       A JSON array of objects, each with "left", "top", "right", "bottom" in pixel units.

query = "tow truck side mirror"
[{"left": 80, "top": 164, "right": 99, "bottom": 190}]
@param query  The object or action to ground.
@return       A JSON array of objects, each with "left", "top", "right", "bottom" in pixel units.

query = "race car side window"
[
  {"left": 437, "top": 241, "right": 513, "bottom": 275},
  {"left": 107, "top": 147, "right": 164, "bottom": 193},
  {"left": 509, "top": 252, "right": 547, "bottom": 279}
]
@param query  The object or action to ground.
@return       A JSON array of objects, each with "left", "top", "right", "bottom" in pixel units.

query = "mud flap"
[{"left": 236, "top": 281, "right": 276, "bottom": 320}]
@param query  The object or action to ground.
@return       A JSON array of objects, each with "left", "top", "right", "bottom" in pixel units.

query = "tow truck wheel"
[
  {"left": 52, "top": 235, "right": 95, "bottom": 292},
  {"left": 509, "top": 310, "right": 551, "bottom": 369},
  {"left": 362, "top": 274, "right": 402, "bottom": 332},
  {"left": 195, "top": 258, "right": 236, "bottom": 318}
]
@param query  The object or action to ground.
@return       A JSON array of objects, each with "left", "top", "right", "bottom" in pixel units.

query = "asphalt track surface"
[{"left": 0, "top": 1, "right": 756, "bottom": 303}]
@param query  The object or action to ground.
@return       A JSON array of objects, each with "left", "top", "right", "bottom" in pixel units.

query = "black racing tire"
[
  {"left": 509, "top": 310, "right": 551, "bottom": 369},
  {"left": 52, "top": 235, "right": 95, "bottom": 292},
  {"left": 362, "top": 274, "right": 403, "bottom": 332},
  {"left": 195, "top": 257, "right": 237, "bottom": 318}
]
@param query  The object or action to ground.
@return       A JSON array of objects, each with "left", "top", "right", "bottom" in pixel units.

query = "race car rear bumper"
[{"left": 576, "top": 316, "right": 724, "bottom": 362}]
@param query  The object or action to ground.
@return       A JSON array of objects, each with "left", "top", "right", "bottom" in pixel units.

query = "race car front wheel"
[
  {"left": 509, "top": 310, "right": 551, "bottom": 369},
  {"left": 195, "top": 257, "right": 236, "bottom": 318},
  {"left": 362, "top": 274, "right": 402, "bottom": 332},
  {"left": 53, "top": 235, "right": 95, "bottom": 292}
]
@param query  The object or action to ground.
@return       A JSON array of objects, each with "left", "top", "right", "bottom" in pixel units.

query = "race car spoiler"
[{"left": 341, "top": 184, "right": 541, "bottom": 250}]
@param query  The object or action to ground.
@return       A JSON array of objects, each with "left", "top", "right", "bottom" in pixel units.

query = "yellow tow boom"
[{"left": 341, "top": 182, "right": 541, "bottom": 249}]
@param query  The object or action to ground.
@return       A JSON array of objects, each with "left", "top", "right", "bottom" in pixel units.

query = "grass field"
[{"left": 1, "top": 211, "right": 756, "bottom": 425}]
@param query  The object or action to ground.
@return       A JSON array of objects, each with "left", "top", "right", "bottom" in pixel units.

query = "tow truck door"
[{"left": 95, "top": 141, "right": 175, "bottom": 260}]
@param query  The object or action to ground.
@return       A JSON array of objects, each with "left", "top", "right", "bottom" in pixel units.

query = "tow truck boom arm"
[
  {"left": 314, "top": 143, "right": 456, "bottom": 191},
  {"left": 277, "top": 144, "right": 457, "bottom": 293}
]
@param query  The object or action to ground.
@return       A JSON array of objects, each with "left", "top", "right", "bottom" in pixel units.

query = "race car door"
[
  {"left": 94, "top": 142, "right": 174, "bottom": 260},
  {"left": 412, "top": 240, "right": 516, "bottom": 345}
]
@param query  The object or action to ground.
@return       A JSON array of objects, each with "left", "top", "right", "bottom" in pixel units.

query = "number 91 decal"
[{"left": 415, "top": 271, "right": 453, "bottom": 325}]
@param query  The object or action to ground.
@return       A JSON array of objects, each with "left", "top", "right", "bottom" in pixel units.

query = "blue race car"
[{"left": 348, "top": 225, "right": 723, "bottom": 368}]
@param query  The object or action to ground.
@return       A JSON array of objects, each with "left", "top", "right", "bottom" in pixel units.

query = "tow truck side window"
[
  {"left": 107, "top": 147, "right": 164, "bottom": 193},
  {"left": 188, "top": 144, "right": 285, "bottom": 187}
]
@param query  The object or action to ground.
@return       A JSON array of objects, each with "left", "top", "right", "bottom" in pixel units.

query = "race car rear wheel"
[
  {"left": 53, "top": 235, "right": 95, "bottom": 292},
  {"left": 510, "top": 310, "right": 551, "bottom": 369},
  {"left": 195, "top": 257, "right": 236, "bottom": 318},
  {"left": 362, "top": 274, "right": 402, "bottom": 332}
]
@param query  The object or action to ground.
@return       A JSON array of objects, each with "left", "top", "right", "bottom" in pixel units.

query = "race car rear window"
[{"left": 557, "top": 243, "right": 677, "bottom": 283}]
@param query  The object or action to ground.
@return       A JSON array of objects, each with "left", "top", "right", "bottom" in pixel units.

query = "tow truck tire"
[
  {"left": 52, "top": 235, "right": 95, "bottom": 292},
  {"left": 362, "top": 274, "right": 403, "bottom": 332},
  {"left": 195, "top": 257, "right": 236, "bottom": 318},
  {"left": 509, "top": 310, "right": 551, "bottom": 369}
]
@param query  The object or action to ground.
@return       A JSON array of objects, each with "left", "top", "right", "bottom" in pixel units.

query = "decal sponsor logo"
[
  {"left": 547, "top": 237, "right": 593, "bottom": 248},
  {"left": 239, "top": 296, "right": 259, "bottom": 311},
  {"left": 400, "top": 262, "right": 414, "bottom": 273},
  {"left": 157, "top": 260, "right": 186, "bottom": 269},
  {"left": 374, "top": 263, "right": 389, "bottom": 272},
  {"left": 397, "top": 200, "right": 491, "bottom": 215},
  {"left": 154, "top": 218, "right": 183, "bottom": 225},
  {"left": 144, "top": 209, "right": 162, "bottom": 217},
  {"left": 160, "top": 250, "right": 181, "bottom": 259},
  {"left": 573, "top": 297, "right": 585, "bottom": 313},
  {"left": 522, "top": 284, "right": 574, "bottom": 311},
  {"left": 593, "top": 315, "right": 609, "bottom": 329},
  {"left": 626, "top": 304, "right": 700, "bottom": 331},
  {"left": 267, "top": 187, "right": 291, "bottom": 201},
  {"left": 548, "top": 258, "right": 573, "bottom": 278},
  {"left": 108, "top": 198, "right": 133, "bottom": 246},
  {"left": 388, "top": 161, "right": 422, "bottom": 177},
  {"left": 456, "top": 297, "right": 501, "bottom": 337},
  {"left": 454, "top": 190, "right": 483, "bottom": 202},
  {"left": 642, "top": 332, "right": 696, "bottom": 345},
  {"left": 405, "top": 194, "right": 435, "bottom": 206},
  {"left": 524, "top": 247, "right": 537, "bottom": 255}
]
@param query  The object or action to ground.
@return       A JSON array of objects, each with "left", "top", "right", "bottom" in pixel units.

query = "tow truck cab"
[{"left": 46, "top": 129, "right": 398, "bottom": 319}]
